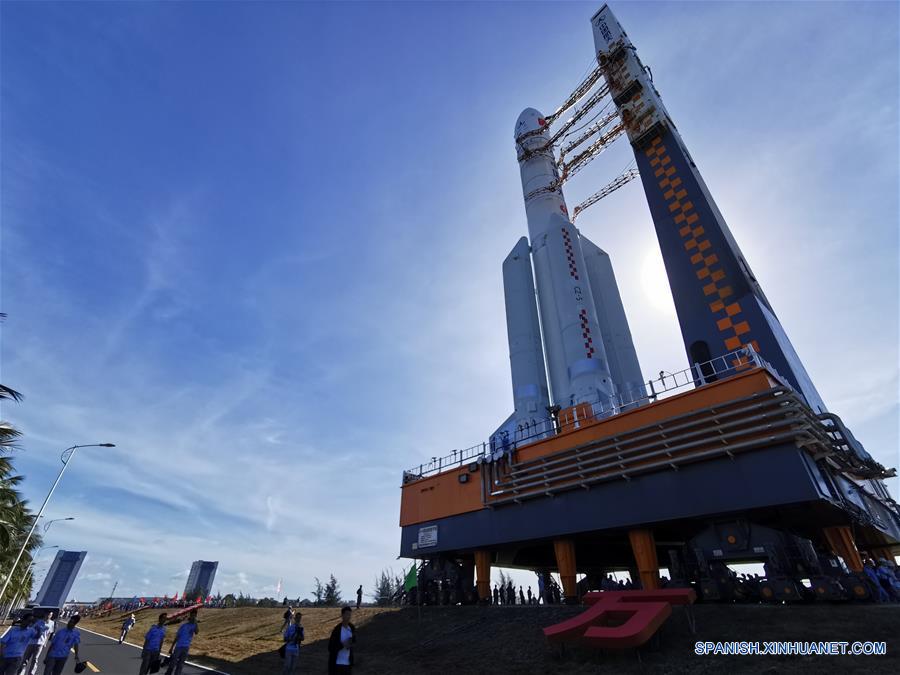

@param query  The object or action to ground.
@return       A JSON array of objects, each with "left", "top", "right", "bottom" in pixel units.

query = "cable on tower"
[
  {"left": 571, "top": 166, "right": 640, "bottom": 221},
  {"left": 557, "top": 123, "right": 626, "bottom": 183},
  {"left": 557, "top": 109, "right": 621, "bottom": 164}
]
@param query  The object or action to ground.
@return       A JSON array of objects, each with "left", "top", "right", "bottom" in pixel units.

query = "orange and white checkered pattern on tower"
[{"left": 645, "top": 137, "right": 759, "bottom": 364}]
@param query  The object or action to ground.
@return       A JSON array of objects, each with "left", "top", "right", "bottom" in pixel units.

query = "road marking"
[
  {"left": 84, "top": 661, "right": 100, "bottom": 673},
  {"left": 78, "top": 628, "right": 230, "bottom": 674}
]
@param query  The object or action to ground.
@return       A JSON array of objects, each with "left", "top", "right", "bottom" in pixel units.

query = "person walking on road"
[
  {"left": 356, "top": 585, "right": 363, "bottom": 610},
  {"left": 0, "top": 615, "right": 35, "bottom": 675},
  {"left": 327, "top": 606, "right": 356, "bottom": 674},
  {"left": 26, "top": 611, "right": 53, "bottom": 675},
  {"left": 21, "top": 612, "right": 51, "bottom": 675},
  {"left": 164, "top": 610, "right": 198, "bottom": 675},
  {"left": 281, "top": 611, "right": 304, "bottom": 675},
  {"left": 280, "top": 607, "right": 293, "bottom": 632},
  {"left": 119, "top": 614, "right": 136, "bottom": 644},
  {"left": 42, "top": 615, "right": 81, "bottom": 675},
  {"left": 138, "top": 613, "right": 167, "bottom": 675}
]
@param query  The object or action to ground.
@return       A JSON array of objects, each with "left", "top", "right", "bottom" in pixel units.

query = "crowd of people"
[
  {"left": 862, "top": 556, "right": 900, "bottom": 602},
  {"left": 278, "top": 605, "right": 356, "bottom": 675},
  {"left": 491, "top": 581, "right": 538, "bottom": 605},
  {"left": 0, "top": 613, "right": 82, "bottom": 675},
  {"left": 115, "top": 603, "right": 359, "bottom": 675},
  {"left": 3, "top": 589, "right": 365, "bottom": 675},
  {"left": 4, "top": 558, "right": 899, "bottom": 675},
  {"left": 134, "top": 608, "right": 200, "bottom": 675},
  {"left": 0, "top": 607, "right": 204, "bottom": 675}
]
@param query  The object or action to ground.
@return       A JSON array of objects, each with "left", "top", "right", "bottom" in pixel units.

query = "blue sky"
[{"left": 1, "top": 1, "right": 897, "bottom": 601}]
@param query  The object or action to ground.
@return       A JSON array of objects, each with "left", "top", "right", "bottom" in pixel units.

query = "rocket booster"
[
  {"left": 580, "top": 236, "right": 647, "bottom": 404},
  {"left": 515, "top": 108, "right": 617, "bottom": 408},
  {"left": 503, "top": 237, "right": 552, "bottom": 425}
]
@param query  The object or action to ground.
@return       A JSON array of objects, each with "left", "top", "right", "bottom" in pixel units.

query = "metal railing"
[
  {"left": 402, "top": 346, "right": 780, "bottom": 481},
  {"left": 403, "top": 442, "right": 487, "bottom": 482},
  {"left": 505, "top": 345, "right": 778, "bottom": 448},
  {"left": 488, "top": 387, "right": 803, "bottom": 503}
]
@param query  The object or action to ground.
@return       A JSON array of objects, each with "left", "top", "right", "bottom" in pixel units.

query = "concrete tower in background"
[
  {"left": 34, "top": 550, "right": 87, "bottom": 607},
  {"left": 184, "top": 560, "right": 218, "bottom": 599}
]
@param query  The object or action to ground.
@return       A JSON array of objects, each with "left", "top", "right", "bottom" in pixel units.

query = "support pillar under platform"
[
  {"left": 628, "top": 528, "right": 660, "bottom": 590},
  {"left": 474, "top": 550, "right": 492, "bottom": 604},
  {"left": 553, "top": 539, "right": 578, "bottom": 603},
  {"left": 823, "top": 525, "right": 864, "bottom": 572}
]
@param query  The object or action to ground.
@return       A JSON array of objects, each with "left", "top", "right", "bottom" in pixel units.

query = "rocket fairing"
[
  {"left": 591, "top": 4, "right": 826, "bottom": 412},
  {"left": 515, "top": 108, "right": 617, "bottom": 410}
]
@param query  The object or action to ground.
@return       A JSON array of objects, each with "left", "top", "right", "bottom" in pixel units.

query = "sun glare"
[{"left": 640, "top": 249, "right": 675, "bottom": 314}]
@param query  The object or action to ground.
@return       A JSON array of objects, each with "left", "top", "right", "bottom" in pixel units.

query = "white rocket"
[{"left": 492, "top": 108, "right": 644, "bottom": 446}]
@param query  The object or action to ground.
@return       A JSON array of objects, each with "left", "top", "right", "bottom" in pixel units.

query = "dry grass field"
[{"left": 81, "top": 603, "right": 899, "bottom": 674}]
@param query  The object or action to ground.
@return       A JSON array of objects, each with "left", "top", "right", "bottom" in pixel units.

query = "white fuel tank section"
[
  {"left": 580, "top": 236, "right": 647, "bottom": 405},
  {"left": 503, "top": 237, "right": 551, "bottom": 425},
  {"left": 515, "top": 107, "right": 617, "bottom": 409}
]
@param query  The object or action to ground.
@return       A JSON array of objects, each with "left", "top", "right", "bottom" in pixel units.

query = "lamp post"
[
  {"left": 0, "top": 443, "right": 114, "bottom": 605},
  {"left": 43, "top": 517, "right": 75, "bottom": 534},
  {"left": 3, "top": 546, "right": 59, "bottom": 621}
]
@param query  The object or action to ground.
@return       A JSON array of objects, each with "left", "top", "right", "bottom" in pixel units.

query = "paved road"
[{"left": 72, "top": 628, "right": 226, "bottom": 675}]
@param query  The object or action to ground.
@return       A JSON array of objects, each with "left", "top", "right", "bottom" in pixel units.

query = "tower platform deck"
[{"left": 399, "top": 360, "right": 899, "bottom": 567}]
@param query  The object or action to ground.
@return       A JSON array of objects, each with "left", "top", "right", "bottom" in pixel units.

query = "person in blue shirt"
[
  {"left": 0, "top": 615, "right": 36, "bottom": 675},
  {"left": 863, "top": 558, "right": 890, "bottom": 602},
  {"left": 119, "top": 614, "right": 137, "bottom": 644},
  {"left": 42, "top": 615, "right": 81, "bottom": 675},
  {"left": 282, "top": 612, "right": 304, "bottom": 675},
  {"left": 164, "top": 610, "right": 198, "bottom": 675},
  {"left": 138, "top": 614, "right": 168, "bottom": 675}
]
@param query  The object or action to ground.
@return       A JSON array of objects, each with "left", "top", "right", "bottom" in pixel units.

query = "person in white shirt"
[
  {"left": 326, "top": 606, "right": 355, "bottom": 674},
  {"left": 23, "top": 612, "right": 54, "bottom": 675}
]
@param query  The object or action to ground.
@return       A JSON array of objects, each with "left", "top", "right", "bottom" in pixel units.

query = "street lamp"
[
  {"left": 43, "top": 517, "right": 75, "bottom": 534},
  {"left": 0, "top": 443, "right": 115, "bottom": 605}
]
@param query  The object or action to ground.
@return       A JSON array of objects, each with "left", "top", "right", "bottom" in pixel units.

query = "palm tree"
[
  {"left": 0, "top": 385, "right": 24, "bottom": 550},
  {"left": 1, "top": 312, "right": 25, "bottom": 550},
  {"left": 0, "top": 313, "right": 41, "bottom": 607},
  {"left": 0, "top": 507, "right": 41, "bottom": 607}
]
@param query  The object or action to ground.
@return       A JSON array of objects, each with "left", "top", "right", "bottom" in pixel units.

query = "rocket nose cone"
[{"left": 515, "top": 108, "right": 548, "bottom": 140}]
